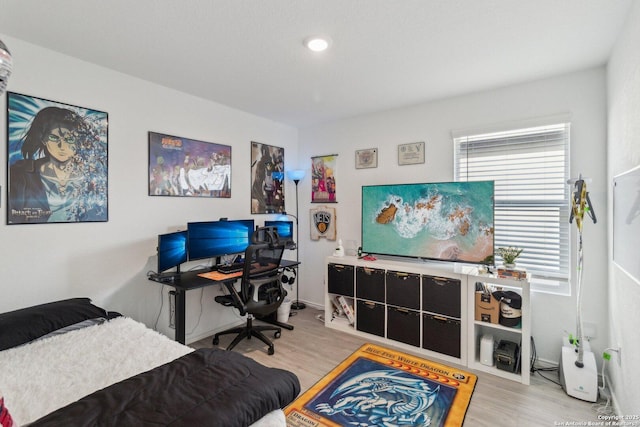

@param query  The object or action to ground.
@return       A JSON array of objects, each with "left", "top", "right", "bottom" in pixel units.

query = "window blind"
[{"left": 454, "top": 123, "right": 571, "bottom": 290}]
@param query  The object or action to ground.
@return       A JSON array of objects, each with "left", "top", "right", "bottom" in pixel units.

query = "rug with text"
[{"left": 285, "top": 343, "right": 477, "bottom": 427}]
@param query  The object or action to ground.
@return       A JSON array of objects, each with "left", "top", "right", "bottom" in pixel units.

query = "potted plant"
[{"left": 497, "top": 246, "right": 523, "bottom": 269}]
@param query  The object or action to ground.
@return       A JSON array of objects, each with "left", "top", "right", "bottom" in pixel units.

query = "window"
[{"left": 454, "top": 122, "right": 571, "bottom": 294}]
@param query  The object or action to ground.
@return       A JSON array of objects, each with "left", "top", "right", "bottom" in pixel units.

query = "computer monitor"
[
  {"left": 187, "top": 219, "right": 255, "bottom": 261},
  {"left": 157, "top": 230, "right": 188, "bottom": 274},
  {"left": 264, "top": 220, "right": 294, "bottom": 247}
]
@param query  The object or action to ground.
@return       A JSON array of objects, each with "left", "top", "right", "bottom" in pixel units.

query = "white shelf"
[
  {"left": 325, "top": 256, "right": 531, "bottom": 385},
  {"left": 473, "top": 320, "right": 523, "bottom": 334}
]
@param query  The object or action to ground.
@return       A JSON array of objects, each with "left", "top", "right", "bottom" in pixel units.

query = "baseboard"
[
  {"left": 185, "top": 318, "right": 244, "bottom": 345},
  {"left": 533, "top": 357, "right": 558, "bottom": 370}
]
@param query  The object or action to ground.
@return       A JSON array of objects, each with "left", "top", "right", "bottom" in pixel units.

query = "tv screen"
[
  {"left": 187, "top": 219, "right": 255, "bottom": 261},
  {"left": 157, "top": 230, "right": 188, "bottom": 273},
  {"left": 264, "top": 220, "right": 293, "bottom": 240},
  {"left": 361, "top": 181, "right": 494, "bottom": 264}
]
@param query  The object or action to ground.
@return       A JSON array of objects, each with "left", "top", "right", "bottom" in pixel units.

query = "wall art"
[
  {"left": 311, "top": 154, "right": 337, "bottom": 203},
  {"left": 7, "top": 92, "right": 108, "bottom": 224},
  {"left": 251, "top": 141, "right": 285, "bottom": 213},
  {"left": 613, "top": 165, "right": 640, "bottom": 285},
  {"left": 310, "top": 205, "right": 336, "bottom": 240},
  {"left": 148, "top": 131, "right": 231, "bottom": 198},
  {"left": 398, "top": 141, "right": 425, "bottom": 165},
  {"left": 355, "top": 148, "right": 378, "bottom": 169}
]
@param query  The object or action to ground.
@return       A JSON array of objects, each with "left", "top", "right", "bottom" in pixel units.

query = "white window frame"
[{"left": 453, "top": 119, "right": 571, "bottom": 295}]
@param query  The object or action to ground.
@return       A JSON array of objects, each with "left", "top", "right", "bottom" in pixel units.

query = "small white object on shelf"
[{"left": 333, "top": 239, "right": 345, "bottom": 257}]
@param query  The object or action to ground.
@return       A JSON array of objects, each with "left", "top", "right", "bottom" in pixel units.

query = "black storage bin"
[
  {"left": 356, "top": 300, "right": 385, "bottom": 337},
  {"left": 422, "top": 313, "right": 461, "bottom": 358},
  {"left": 328, "top": 263, "right": 354, "bottom": 297},
  {"left": 387, "top": 306, "right": 421, "bottom": 347},
  {"left": 385, "top": 271, "right": 420, "bottom": 310},
  {"left": 356, "top": 267, "right": 385, "bottom": 303},
  {"left": 422, "top": 275, "right": 461, "bottom": 318}
]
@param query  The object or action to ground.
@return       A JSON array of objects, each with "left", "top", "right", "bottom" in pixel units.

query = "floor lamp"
[{"left": 286, "top": 169, "right": 306, "bottom": 310}]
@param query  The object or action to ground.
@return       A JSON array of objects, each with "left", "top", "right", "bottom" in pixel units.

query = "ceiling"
[{"left": 0, "top": 0, "right": 632, "bottom": 128}]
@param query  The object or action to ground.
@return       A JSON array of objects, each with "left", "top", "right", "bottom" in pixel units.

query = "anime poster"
[
  {"left": 6, "top": 92, "right": 108, "bottom": 224},
  {"left": 251, "top": 141, "right": 284, "bottom": 214},
  {"left": 148, "top": 132, "right": 231, "bottom": 198},
  {"left": 311, "top": 154, "right": 337, "bottom": 203}
]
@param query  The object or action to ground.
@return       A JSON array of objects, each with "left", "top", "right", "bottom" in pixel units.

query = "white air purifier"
[
  {"left": 559, "top": 345, "right": 598, "bottom": 402},
  {"left": 480, "top": 334, "right": 494, "bottom": 366}
]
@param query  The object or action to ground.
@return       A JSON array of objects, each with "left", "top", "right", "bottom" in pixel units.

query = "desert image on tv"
[{"left": 362, "top": 182, "right": 494, "bottom": 263}]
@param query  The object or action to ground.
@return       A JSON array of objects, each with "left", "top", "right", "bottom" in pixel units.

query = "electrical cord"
[
  {"left": 530, "top": 336, "right": 563, "bottom": 386},
  {"left": 590, "top": 347, "right": 618, "bottom": 416},
  {"left": 153, "top": 284, "right": 164, "bottom": 331}
]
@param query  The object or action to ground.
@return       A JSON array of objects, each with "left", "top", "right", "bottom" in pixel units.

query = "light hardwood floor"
[{"left": 191, "top": 307, "right": 609, "bottom": 426}]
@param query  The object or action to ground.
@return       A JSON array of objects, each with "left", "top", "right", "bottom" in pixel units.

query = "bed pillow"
[
  {"left": 0, "top": 298, "right": 108, "bottom": 351},
  {"left": 0, "top": 394, "right": 15, "bottom": 427}
]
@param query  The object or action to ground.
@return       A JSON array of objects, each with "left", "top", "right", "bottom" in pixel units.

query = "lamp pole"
[
  {"left": 290, "top": 177, "right": 306, "bottom": 310},
  {"left": 286, "top": 169, "right": 306, "bottom": 310}
]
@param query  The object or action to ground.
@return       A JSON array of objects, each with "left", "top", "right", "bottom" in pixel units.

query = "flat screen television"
[
  {"left": 157, "top": 230, "right": 188, "bottom": 274},
  {"left": 361, "top": 181, "right": 494, "bottom": 264},
  {"left": 187, "top": 219, "right": 255, "bottom": 261}
]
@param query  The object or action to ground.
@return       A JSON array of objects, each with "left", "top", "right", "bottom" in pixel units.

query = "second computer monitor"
[
  {"left": 264, "top": 220, "right": 294, "bottom": 246},
  {"left": 187, "top": 219, "right": 255, "bottom": 261},
  {"left": 157, "top": 230, "right": 188, "bottom": 273}
]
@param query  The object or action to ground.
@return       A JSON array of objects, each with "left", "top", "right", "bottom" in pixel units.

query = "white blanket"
[{"left": 0, "top": 317, "right": 193, "bottom": 425}]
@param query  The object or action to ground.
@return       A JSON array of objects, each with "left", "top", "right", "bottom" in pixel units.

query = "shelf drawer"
[
  {"left": 422, "top": 275, "right": 461, "bottom": 318},
  {"left": 387, "top": 306, "right": 421, "bottom": 347},
  {"left": 422, "top": 313, "right": 461, "bottom": 358},
  {"left": 386, "top": 270, "right": 420, "bottom": 310},
  {"left": 328, "top": 263, "right": 354, "bottom": 296},
  {"left": 356, "top": 300, "right": 385, "bottom": 337},
  {"left": 356, "top": 266, "right": 385, "bottom": 303}
]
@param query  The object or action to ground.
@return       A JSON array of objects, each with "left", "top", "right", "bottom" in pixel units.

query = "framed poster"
[
  {"left": 251, "top": 141, "right": 285, "bottom": 214},
  {"left": 310, "top": 205, "right": 337, "bottom": 240},
  {"left": 6, "top": 92, "right": 109, "bottom": 224},
  {"left": 312, "top": 154, "right": 337, "bottom": 203},
  {"left": 148, "top": 131, "right": 231, "bottom": 197},
  {"left": 613, "top": 165, "right": 640, "bottom": 285},
  {"left": 355, "top": 148, "right": 377, "bottom": 169},
  {"left": 398, "top": 141, "right": 425, "bottom": 165}
]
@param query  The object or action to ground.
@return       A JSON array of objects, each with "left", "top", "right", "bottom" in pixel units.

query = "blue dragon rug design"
[{"left": 285, "top": 343, "right": 476, "bottom": 427}]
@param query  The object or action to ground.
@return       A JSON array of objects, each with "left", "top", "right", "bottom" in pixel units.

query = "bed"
[{"left": 0, "top": 298, "right": 300, "bottom": 426}]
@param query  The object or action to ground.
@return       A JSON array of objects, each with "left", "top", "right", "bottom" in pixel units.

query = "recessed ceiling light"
[{"left": 304, "top": 36, "right": 331, "bottom": 52}]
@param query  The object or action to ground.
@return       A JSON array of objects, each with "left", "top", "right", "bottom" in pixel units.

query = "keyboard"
[{"left": 217, "top": 263, "right": 245, "bottom": 274}]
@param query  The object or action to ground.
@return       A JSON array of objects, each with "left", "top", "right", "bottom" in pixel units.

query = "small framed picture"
[
  {"left": 355, "top": 148, "right": 378, "bottom": 169},
  {"left": 398, "top": 141, "right": 425, "bottom": 166}
]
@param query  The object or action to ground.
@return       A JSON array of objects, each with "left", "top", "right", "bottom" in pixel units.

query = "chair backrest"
[{"left": 239, "top": 227, "right": 287, "bottom": 315}]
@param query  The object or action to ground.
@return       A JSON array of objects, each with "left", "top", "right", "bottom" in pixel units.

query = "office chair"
[{"left": 212, "top": 227, "right": 287, "bottom": 355}]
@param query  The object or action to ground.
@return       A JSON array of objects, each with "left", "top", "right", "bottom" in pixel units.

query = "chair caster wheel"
[
  {"left": 212, "top": 337, "right": 219, "bottom": 345},
  {"left": 274, "top": 331, "right": 281, "bottom": 339},
  {"left": 268, "top": 346, "right": 275, "bottom": 355}
]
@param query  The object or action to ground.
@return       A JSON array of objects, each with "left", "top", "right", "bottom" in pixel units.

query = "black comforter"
[{"left": 30, "top": 348, "right": 300, "bottom": 427}]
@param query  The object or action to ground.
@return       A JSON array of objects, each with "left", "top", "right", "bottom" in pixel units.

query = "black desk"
[{"left": 149, "top": 260, "right": 299, "bottom": 344}]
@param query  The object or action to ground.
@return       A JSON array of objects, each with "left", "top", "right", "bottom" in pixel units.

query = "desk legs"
[{"left": 174, "top": 290, "right": 186, "bottom": 344}]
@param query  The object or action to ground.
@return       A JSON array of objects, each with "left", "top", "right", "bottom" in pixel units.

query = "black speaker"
[{"left": 281, "top": 266, "right": 296, "bottom": 284}]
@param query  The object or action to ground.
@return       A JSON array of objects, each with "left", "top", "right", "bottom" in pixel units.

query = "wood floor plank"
[{"left": 191, "top": 308, "right": 607, "bottom": 425}]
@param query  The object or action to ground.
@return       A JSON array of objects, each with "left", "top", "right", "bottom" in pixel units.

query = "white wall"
[
  {"left": 606, "top": 1, "right": 640, "bottom": 413},
  {"left": 0, "top": 35, "right": 299, "bottom": 343},
  {"left": 298, "top": 67, "right": 608, "bottom": 366}
]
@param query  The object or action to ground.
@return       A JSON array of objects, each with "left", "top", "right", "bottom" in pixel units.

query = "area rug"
[{"left": 285, "top": 343, "right": 476, "bottom": 427}]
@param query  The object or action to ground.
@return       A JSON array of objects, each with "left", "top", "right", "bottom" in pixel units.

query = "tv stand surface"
[{"left": 324, "top": 255, "right": 531, "bottom": 384}]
